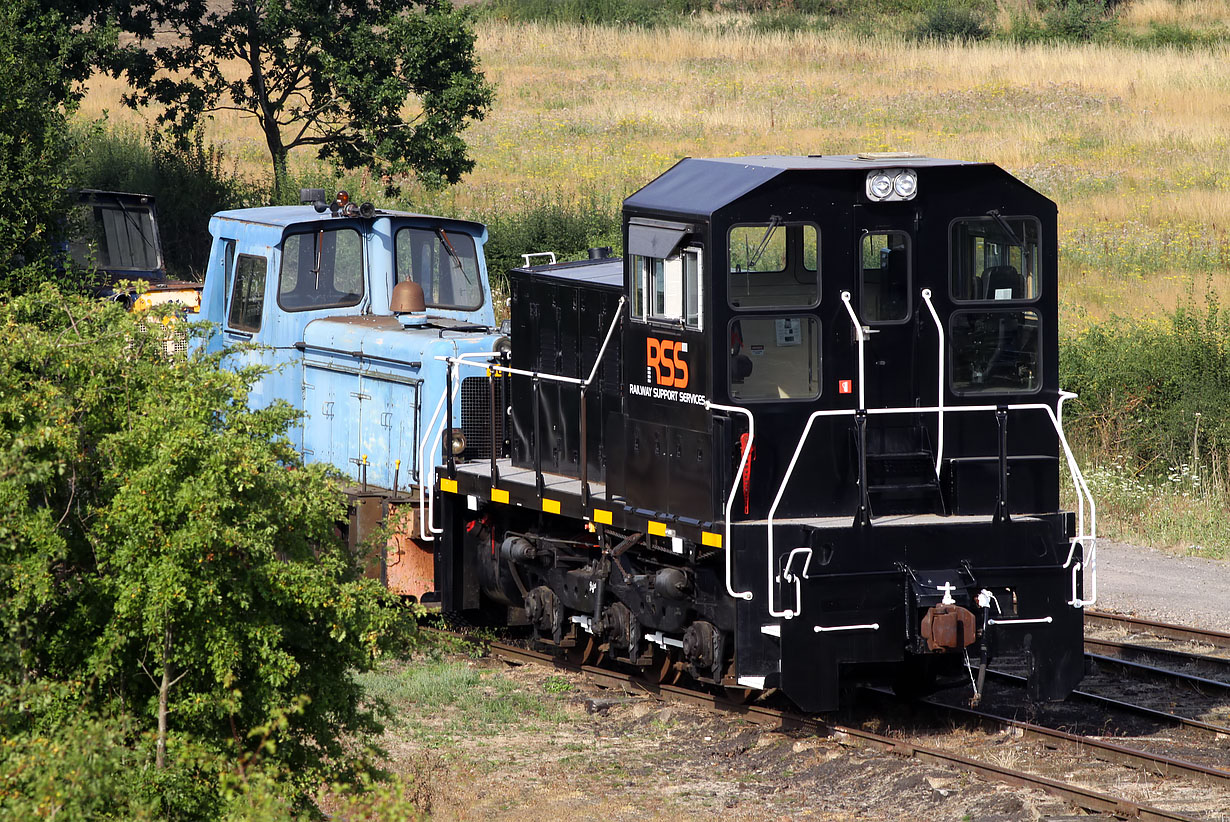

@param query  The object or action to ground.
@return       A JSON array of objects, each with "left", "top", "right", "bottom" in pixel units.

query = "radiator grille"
[{"left": 460, "top": 376, "right": 504, "bottom": 460}]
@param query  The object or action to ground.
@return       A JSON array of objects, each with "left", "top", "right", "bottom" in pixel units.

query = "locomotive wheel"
[
  {"left": 647, "top": 647, "right": 683, "bottom": 686},
  {"left": 565, "top": 634, "right": 602, "bottom": 667}
]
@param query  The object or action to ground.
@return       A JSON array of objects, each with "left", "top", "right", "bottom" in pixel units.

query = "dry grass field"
[{"left": 80, "top": 9, "right": 1230, "bottom": 327}]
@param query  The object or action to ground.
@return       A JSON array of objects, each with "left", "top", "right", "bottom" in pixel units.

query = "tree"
[
  {"left": 0, "top": 1, "right": 112, "bottom": 293},
  {"left": 120, "top": 0, "right": 495, "bottom": 200},
  {"left": 0, "top": 286, "right": 413, "bottom": 817}
]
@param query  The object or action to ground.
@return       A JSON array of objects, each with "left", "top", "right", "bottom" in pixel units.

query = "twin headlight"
[{"left": 865, "top": 168, "right": 918, "bottom": 202}]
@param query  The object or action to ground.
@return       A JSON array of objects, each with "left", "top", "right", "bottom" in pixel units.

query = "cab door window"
[
  {"left": 227, "top": 253, "right": 267, "bottom": 332},
  {"left": 860, "top": 231, "right": 910, "bottom": 323}
]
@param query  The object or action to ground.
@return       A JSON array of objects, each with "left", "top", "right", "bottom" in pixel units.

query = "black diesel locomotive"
[{"left": 435, "top": 154, "right": 1096, "bottom": 711}]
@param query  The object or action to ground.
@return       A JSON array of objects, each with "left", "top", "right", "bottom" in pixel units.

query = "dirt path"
[{"left": 1094, "top": 540, "right": 1230, "bottom": 632}]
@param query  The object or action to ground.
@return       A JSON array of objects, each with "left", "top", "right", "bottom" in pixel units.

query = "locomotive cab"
[
  {"left": 437, "top": 155, "right": 1094, "bottom": 712},
  {"left": 198, "top": 194, "right": 504, "bottom": 601}
]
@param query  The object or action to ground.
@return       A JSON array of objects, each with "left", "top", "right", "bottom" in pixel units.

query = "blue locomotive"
[
  {"left": 198, "top": 190, "right": 505, "bottom": 600},
  {"left": 200, "top": 157, "right": 1097, "bottom": 711}
]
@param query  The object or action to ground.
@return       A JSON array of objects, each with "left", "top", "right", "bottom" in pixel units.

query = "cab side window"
[
  {"left": 950, "top": 216, "right": 1040, "bottom": 302},
  {"left": 228, "top": 254, "right": 267, "bottom": 332},
  {"left": 631, "top": 247, "right": 703, "bottom": 330}
]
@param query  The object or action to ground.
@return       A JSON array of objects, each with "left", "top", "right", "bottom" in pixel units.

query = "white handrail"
[
  {"left": 705, "top": 400, "right": 755, "bottom": 602},
  {"left": 764, "top": 401, "right": 1098, "bottom": 618},
  {"left": 442, "top": 298, "right": 626, "bottom": 391},
  {"left": 840, "top": 291, "right": 867, "bottom": 411},
  {"left": 920, "top": 289, "right": 945, "bottom": 478},
  {"left": 418, "top": 350, "right": 500, "bottom": 541},
  {"left": 766, "top": 408, "right": 858, "bottom": 618}
]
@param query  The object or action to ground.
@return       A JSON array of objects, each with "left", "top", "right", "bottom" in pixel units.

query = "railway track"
[
  {"left": 1085, "top": 612, "right": 1230, "bottom": 654},
  {"left": 443, "top": 629, "right": 1227, "bottom": 821}
]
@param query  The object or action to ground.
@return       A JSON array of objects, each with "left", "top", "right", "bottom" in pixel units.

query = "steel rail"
[
  {"left": 1086, "top": 636, "right": 1230, "bottom": 674},
  {"left": 886, "top": 686, "right": 1230, "bottom": 793},
  {"left": 985, "top": 669, "right": 1230, "bottom": 742},
  {"left": 1086, "top": 611, "right": 1230, "bottom": 651},
  {"left": 1085, "top": 650, "right": 1230, "bottom": 694},
  {"left": 457, "top": 632, "right": 1200, "bottom": 821}
]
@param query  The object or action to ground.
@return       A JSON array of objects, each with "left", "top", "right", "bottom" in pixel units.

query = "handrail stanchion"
[
  {"left": 445, "top": 359, "right": 456, "bottom": 479},
  {"left": 488, "top": 365, "right": 499, "bottom": 487},
  {"left": 920, "top": 288, "right": 945, "bottom": 477},
  {"left": 580, "top": 385, "right": 590, "bottom": 508},
  {"left": 532, "top": 374, "right": 544, "bottom": 498},
  {"left": 994, "top": 406, "right": 1009, "bottom": 524},
  {"left": 854, "top": 411, "right": 871, "bottom": 528},
  {"left": 840, "top": 291, "right": 872, "bottom": 527}
]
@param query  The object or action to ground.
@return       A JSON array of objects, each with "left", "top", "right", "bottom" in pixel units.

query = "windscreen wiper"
[
  {"left": 435, "top": 228, "right": 476, "bottom": 284},
  {"left": 744, "top": 215, "right": 782, "bottom": 271},
  {"left": 986, "top": 209, "right": 1024, "bottom": 248}
]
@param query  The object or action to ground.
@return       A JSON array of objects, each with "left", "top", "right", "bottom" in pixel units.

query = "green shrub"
[
  {"left": 1061, "top": 291, "right": 1230, "bottom": 477},
  {"left": 480, "top": 193, "right": 622, "bottom": 294},
  {"left": 1042, "top": 0, "right": 1116, "bottom": 42},
  {"left": 0, "top": 286, "right": 415, "bottom": 818},
  {"left": 909, "top": 3, "right": 989, "bottom": 42}
]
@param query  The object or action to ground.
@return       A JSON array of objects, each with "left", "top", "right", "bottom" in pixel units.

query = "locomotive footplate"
[
  {"left": 445, "top": 457, "right": 720, "bottom": 547},
  {"left": 732, "top": 513, "right": 1085, "bottom": 712}
]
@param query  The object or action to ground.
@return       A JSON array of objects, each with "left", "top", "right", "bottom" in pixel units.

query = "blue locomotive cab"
[{"left": 198, "top": 193, "right": 504, "bottom": 600}]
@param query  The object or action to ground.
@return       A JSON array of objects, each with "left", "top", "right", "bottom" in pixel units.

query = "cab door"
[
  {"left": 853, "top": 205, "right": 917, "bottom": 412},
  {"left": 851, "top": 206, "right": 942, "bottom": 515}
]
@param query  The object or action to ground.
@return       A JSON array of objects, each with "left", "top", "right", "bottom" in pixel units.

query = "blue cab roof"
[{"left": 210, "top": 205, "right": 487, "bottom": 237}]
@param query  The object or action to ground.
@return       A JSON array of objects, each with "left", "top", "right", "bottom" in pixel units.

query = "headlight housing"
[{"left": 865, "top": 168, "right": 919, "bottom": 202}]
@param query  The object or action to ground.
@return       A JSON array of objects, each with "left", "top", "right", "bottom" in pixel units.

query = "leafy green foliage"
[
  {"left": 909, "top": 3, "right": 990, "bottom": 42},
  {"left": 1061, "top": 291, "right": 1230, "bottom": 474},
  {"left": 0, "top": 286, "right": 415, "bottom": 817},
  {"left": 481, "top": 192, "right": 622, "bottom": 296},
  {"left": 118, "top": 0, "right": 494, "bottom": 200},
  {"left": 0, "top": 2, "right": 111, "bottom": 293}
]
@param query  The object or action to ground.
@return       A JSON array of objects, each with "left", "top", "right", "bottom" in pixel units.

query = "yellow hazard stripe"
[
  {"left": 702, "top": 531, "right": 722, "bottom": 548},
  {"left": 491, "top": 487, "right": 509, "bottom": 504},
  {"left": 647, "top": 520, "right": 667, "bottom": 537},
  {"left": 593, "top": 508, "right": 613, "bottom": 525},
  {"left": 440, "top": 478, "right": 458, "bottom": 494},
  {"left": 542, "top": 498, "right": 561, "bottom": 515}
]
